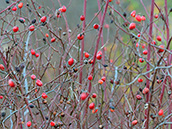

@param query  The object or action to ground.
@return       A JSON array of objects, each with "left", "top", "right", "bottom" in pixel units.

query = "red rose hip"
[
  {"left": 132, "top": 120, "right": 138, "bottom": 125},
  {"left": 130, "top": 10, "right": 136, "bottom": 17},
  {"left": 31, "top": 49, "right": 35, "bottom": 55},
  {"left": 42, "top": 93, "right": 48, "bottom": 99},
  {"left": 80, "top": 92, "right": 87, "bottom": 100},
  {"left": 80, "top": 15, "right": 85, "bottom": 21},
  {"left": 77, "top": 34, "right": 84, "bottom": 40},
  {"left": 31, "top": 74, "right": 36, "bottom": 80},
  {"left": 85, "top": 52, "right": 89, "bottom": 58},
  {"left": 29, "top": 25, "right": 35, "bottom": 31},
  {"left": 93, "top": 24, "right": 99, "bottom": 29},
  {"left": 136, "top": 95, "right": 142, "bottom": 100},
  {"left": 129, "top": 23, "right": 136, "bottom": 30},
  {"left": 27, "top": 121, "right": 32, "bottom": 127},
  {"left": 158, "top": 45, "right": 164, "bottom": 53},
  {"left": 92, "top": 93, "right": 97, "bottom": 98},
  {"left": 36, "top": 79, "right": 43, "bottom": 87},
  {"left": 8, "top": 79, "right": 15, "bottom": 87},
  {"left": 13, "top": 26, "right": 19, "bottom": 32},
  {"left": 158, "top": 109, "right": 164, "bottom": 116},
  {"left": 68, "top": 58, "right": 74, "bottom": 66},
  {"left": 88, "top": 75, "right": 93, "bottom": 80},
  {"left": 89, "top": 102, "right": 95, "bottom": 110},
  {"left": 40, "top": 16, "right": 47, "bottom": 22},
  {"left": 157, "top": 36, "right": 161, "bottom": 41},
  {"left": 0, "top": 64, "right": 5, "bottom": 71}
]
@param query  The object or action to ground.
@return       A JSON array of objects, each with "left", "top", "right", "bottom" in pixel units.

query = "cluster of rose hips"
[{"left": 31, "top": 49, "right": 39, "bottom": 58}]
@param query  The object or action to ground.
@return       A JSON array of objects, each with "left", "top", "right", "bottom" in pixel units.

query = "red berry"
[
  {"left": 38, "top": 6, "right": 42, "bottom": 9},
  {"left": 0, "top": 96, "right": 3, "bottom": 99},
  {"left": 158, "top": 45, "right": 164, "bottom": 53},
  {"left": 8, "top": 79, "right": 15, "bottom": 87},
  {"left": 51, "top": 37, "right": 56, "bottom": 42},
  {"left": 143, "top": 87, "right": 149, "bottom": 94},
  {"left": 129, "top": 23, "right": 136, "bottom": 30},
  {"left": 42, "top": 93, "right": 48, "bottom": 99},
  {"left": 98, "top": 51, "right": 102, "bottom": 55},
  {"left": 130, "top": 10, "right": 136, "bottom": 17},
  {"left": 68, "top": 58, "right": 74, "bottom": 66},
  {"left": 138, "top": 78, "right": 143, "bottom": 82},
  {"left": 139, "top": 58, "right": 144, "bottom": 63},
  {"left": 151, "top": 41, "right": 156, "bottom": 45},
  {"left": 96, "top": 54, "right": 102, "bottom": 60},
  {"left": 45, "top": 33, "right": 49, "bottom": 37},
  {"left": 61, "top": 6, "right": 67, "bottom": 12},
  {"left": 157, "top": 36, "right": 161, "bottom": 41},
  {"left": 77, "top": 34, "right": 84, "bottom": 40},
  {"left": 85, "top": 52, "right": 89, "bottom": 58},
  {"left": 132, "top": 120, "right": 138, "bottom": 125},
  {"left": 88, "top": 75, "right": 93, "bottom": 81},
  {"left": 98, "top": 80, "right": 103, "bottom": 84},
  {"left": 158, "top": 109, "right": 164, "bottom": 116},
  {"left": 136, "top": 43, "right": 139, "bottom": 47},
  {"left": 142, "top": 44, "right": 146, "bottom": 48},
  {"left": 104, "top": 24, "right": 109, "bottom": 29},
  {"left": 89, "top": 59, "right": 93, "bottom": 64},
  {"left": 143, "top": 50, "right": 148, "bottom": 55},
  {"left": 92, "top": 93, "right": 97, "bottom": 98},
  {"left": 0, "top": 64, "right": 5, "bottom": 71},
  {"left": 36, "top": 79, "right": 43, "bottom": 87},
  {"left": 35, "top": 53, "right": 39, "bottom": 57},
  {"left": 40, "top": 16, "right": 47, "bottom": 23},
  {"left": 141, "top": 16, "right": 146, "bottom": 21},
  {"left": 89, "top": 102, "right": 95, "bottom": 110},
  {"left": 50, "top": 121, "right": 55, "bottom": 126},
  {"left": 80, "top": 92, "right": 87, "bottom": 100},
  {"left": 92, "top": 108, "right": 98, "bottom": 113},
  {"left": 109, "top": 0, "right": 113, "bottom": 2},
  {"left": 12, "top": 6, "right": 17, "bottom": 11},
  {"left": 137, "top": 34, "right": 141, "bottom": 37},
  {"left": 93, "top": 24, "right": 99, "bottom": 29},
  {"left": 27, "top": 121, "right": 32, "bottom": 127},
  {"left": 136, "top": 95, "right": 142, "bottom": 100},
  {"left": 31, "top": 49, "right": 35, "bottom": 55},
  {"left": 18, "top": 2, "right": 23, "bottom": 8},
  {"left": 29, "top": 25, "right": 35, "bottom": 31},
  {"left": 31, "top": 74, "right": 36, "bottom": 80},
  {"left": 13, "top": 26, "right": 19, "bottom": 32},
  {"left": 154, "top": 14, "right": 158, "bottom": 19},
  {"left": 101, "top": 76, "right": 106, "bottom": 82},
  {"left": 116, "top": 0, "right": 120, "bottom": 4},
  {"left": 135, "top": 15, "right": 142, "bottom": 22},
  {"left": 80, "top": 15, "right": 85, "bottom": 21}
]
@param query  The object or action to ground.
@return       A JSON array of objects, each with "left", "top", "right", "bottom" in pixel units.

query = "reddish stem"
[
  {"left": 83, "top": 0, "right": 109, "bottom": 127},
  {"left": 79, "top": 0, "right": 87, "bottom": 88},
  {"left": 0, "top": 0, "right": 21, "bottom": 14},
  {"left": 145, "top": 0, "right": 154, "bottom": 128}
]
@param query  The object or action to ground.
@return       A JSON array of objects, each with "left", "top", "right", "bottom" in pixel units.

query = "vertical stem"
[
  {"left": 145, "top": 0, "right": 154, "bottom": 128},
  {"left": 80, "top": 1, "right": 87, "bottom": 127},
  {"left": 79, "top": 0, "right": 87, "bottom": 88},
  {"left": 97, "top": 0, "right": 108, "bottom": 128},
  {"left": 83, "top": 0, "right": 109, "bottom": 128},
  {"left": 164, "top": 1, "right": 172, "bottom": 128}
]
